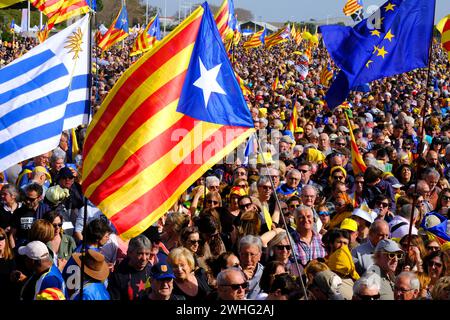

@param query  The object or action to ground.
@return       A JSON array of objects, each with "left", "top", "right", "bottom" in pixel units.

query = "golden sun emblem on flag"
[
  {"left": 161, "top": 265, "right": 168, "bottom": 272},
  {"left": 64, "top": 27, "right": 83, "bottom": 60}
]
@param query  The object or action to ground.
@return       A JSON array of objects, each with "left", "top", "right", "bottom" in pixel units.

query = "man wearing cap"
[
  {"left": 16, "top": 152, "right": 52, "bottom": 188},
  {"left": 145, "top": 262, "right": 185, "bottom": 300},
  {"left": 351, "top": 219, "right": 389, "bottom": 276},
  {"left": 365, "top": 239, "right": 404, "bottom": 300},
  {"left": 18, "top": 240, "right": 66, "bottom": 300},
  {"left": 388, "top": 204, "right": 419, "bottom": 239},
  {"left": 56, "top": 166, "right": 84, "bottom": 227},
  {"left": 70, "top": 249, "right": 111, "bottom": 300},
  {"left": 293, "top": 127, "right": 304, "bottom": 143},
  {"left": 21, "top": 166, "right": 52, "bottom": 195},
  {"left": 340, "top": 218, "right": 359, "bottom": 250}
]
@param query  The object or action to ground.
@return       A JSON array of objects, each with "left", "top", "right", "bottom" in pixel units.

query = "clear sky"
[{"left": 147, "top": 0, "right": 449, "bottom": 23}]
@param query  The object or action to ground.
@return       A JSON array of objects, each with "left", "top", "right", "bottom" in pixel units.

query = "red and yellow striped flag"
[
  {"left": 287, "top": 101, "right": 299, "bottom": 133},
  {"left": 344, "top": 107, "right": 366, "bottom": 175},
  {"left": 271, "top": 76, "right": 279, "bottom": 91},
  {"left": 215, "top": 0, "right": 235, "bottom": 40},
  {"left": 32, "top": 0, "right": 90, "bottom": 30},
  {"left": 235, "top": 72, "right": 252, "bottom": 96},
  {"left": 130, "top": 15, "right": 160, "bottom": 57},
  {"left": 243, "top": 28, "right": 266, "bottom": 49},
  {"left": 291, "top": 23, "right": 297, "bottom": 40},
  {"left": 265, "top": 26, "right": 289, "bottom": 49},
  {"left": 37, "top": 24, "right": 50, "bottom": 43},
  {"left": 343, "top": 0, "right": 363, "bottom": 16},
  {"left": 82, "top": 3, "right": 255, "bottom": 239},
  {"left": 437, "top": 14, "right": 450, "bottom": 60}
]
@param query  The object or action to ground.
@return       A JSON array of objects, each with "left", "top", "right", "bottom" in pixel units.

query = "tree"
[
  {"left": 96, "top": 0, "right": 156, "bottom": 26},
  {"left": 235, "top": 8, "right": 253, "bottom": 21}
]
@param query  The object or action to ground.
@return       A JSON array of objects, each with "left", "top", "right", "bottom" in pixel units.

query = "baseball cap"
[
  {"left": 374, "top": 239, "right": 403, "bottom": 253},
  {"left": 351, "top": 208, "right": 374, "bottom": 224},
  {"left": 340, "top": 218, "right": 358, "bottom": 232},
  {"left": 58, "top": 166, "right": 75, "bottom": 179},
  {"left": 294, "top": 127, "right": 304, "bottom": 133},
  {"left": 18, "top": 241, "right": 50, "bottom": 260},
  {"left": 151, "top": 263, "right": 176, "bottom": 280},
  {"left": 338, "top": 126, "right": 350, "bottom": 133}
]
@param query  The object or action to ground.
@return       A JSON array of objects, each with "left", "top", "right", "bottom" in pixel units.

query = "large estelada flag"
[
  {"left": 130, "top": 14, "right": 162, "bottom": 57},
  {"left": 215, "top": 0, "right": 237, "bottom": 40},
  {"left": 97, "top": 3, "right": 129, "bottom": 51},
  {"left": 82, "top": 2, "right": 255, "bottom": 239},
  {"left": 243, "top": 28, "right": 266, "bottom": 49}
]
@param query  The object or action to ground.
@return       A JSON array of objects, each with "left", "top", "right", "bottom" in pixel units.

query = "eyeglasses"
[
  {"left": 207, "top": 200, "right": 219, "bottom": 205},
  {"left": 0, "top": 235, "right": 5, "bottom": 241},
  {"left": 381, "top": 252, "right": 404, "bottom": 260},
  {"left": 376, "top": 201, "right": 389, "bottom": 208},
  {"left": 259, "top": 185, "right": 272, "bottom": 190},
  {"left": 394, "top": 286, "right": 414, "bottom": 294},
  {"left": 209, "top": 186, "right": 219, "bottom": 190},
  {"left": 298, "top": 169, "right": 309, "bottom": 173},
  {"left": 239, "top": 203, "right": 253, "bottom": 210},
  {"left": 275, "top": 245, "right": 291, "bottom": 251},
  {"left": 357, "top": 293, "right": 380, "bottom": 300},
  {"left": 442, "top": 195, "right": 450, "bottom": 202},
  {"left": 237, "top": 184, "right": 248, "bottom": 188},
  {"left": 25, "top": 196, "right": 39, "bottom": 202},
  {"left": 222, "top": 282, "right": 249, "bottom": 291},
  {"left": 52, "top": 223, "right": 63, "bottom": 228}
]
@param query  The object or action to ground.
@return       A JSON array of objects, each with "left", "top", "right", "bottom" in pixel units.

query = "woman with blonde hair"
[
  {"left": 168, "top": 247, "right": 212, "bottom": 300},
  {"left": 266, "top": 230, "right": 301, "bottom": 276},
  {"left": 161, "top": 211, "right": 190, "bottom": 251}
]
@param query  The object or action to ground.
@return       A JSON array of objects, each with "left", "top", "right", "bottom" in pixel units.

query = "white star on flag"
[{"left": 193, "top": 58, "right": 226, "bottom": 108}]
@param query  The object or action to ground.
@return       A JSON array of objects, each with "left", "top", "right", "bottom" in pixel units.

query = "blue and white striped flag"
[{"left": 0, "top": 15, "right": 90, "bottom": 172}]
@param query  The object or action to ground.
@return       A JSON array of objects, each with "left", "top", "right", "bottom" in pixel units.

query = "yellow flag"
[
  {"left": 263, "top": 206, "right": 273, "bottom": 230},
  {"left": 0, "top": 0, "right": 25, "bottom": 8}
]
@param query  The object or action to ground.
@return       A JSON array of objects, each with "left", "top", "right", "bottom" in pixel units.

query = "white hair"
[
  {"left": 205, "top": 176, "right": 220, "bottom": 187},
  {"left": 396, "top": 272, "right": 420, "bottom": 290},
  {"left": 353, "top": 272, "right": 381, "bottom": 295}
]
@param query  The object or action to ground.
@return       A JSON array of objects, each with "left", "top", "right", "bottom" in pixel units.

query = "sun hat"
[{"left": 72, "top": 249, "right": 110, "bottom": 282}]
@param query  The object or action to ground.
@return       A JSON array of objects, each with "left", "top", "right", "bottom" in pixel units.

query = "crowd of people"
[{"left": 1, "top": 23, "right": 450, "bottom": 301}]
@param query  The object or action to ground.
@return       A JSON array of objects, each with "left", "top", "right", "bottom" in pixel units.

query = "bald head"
[{"left": 368, "top": 220, "right": 389, "bottom": 246}]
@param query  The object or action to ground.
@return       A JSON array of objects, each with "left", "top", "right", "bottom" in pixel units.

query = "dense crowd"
[{"left": 1, "top": 27, "right": 450, "bottom": 301}]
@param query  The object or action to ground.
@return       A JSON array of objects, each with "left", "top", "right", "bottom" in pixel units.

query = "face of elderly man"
[
  {"left": 301, "top": 187, "right": 316, "bottom": 207},
  {"left": 394, "top": 274, "right": 419, "bottom": 301},
  {"left": 295, "top": 207, "right": 314, "bottom": 232}
]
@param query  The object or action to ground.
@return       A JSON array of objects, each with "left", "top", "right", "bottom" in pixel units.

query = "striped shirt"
[{"left": 290, "top": 229, "right": 326, "bottom": 267}]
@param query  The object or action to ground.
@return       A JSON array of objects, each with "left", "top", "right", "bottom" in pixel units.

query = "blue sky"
[{"left": 147, "top": 0, "right": 449, "bottom": 23}]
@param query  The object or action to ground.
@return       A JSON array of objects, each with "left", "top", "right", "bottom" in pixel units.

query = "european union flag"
[{"left": 320, "top": 0, "right": 435, "bottom": 109}]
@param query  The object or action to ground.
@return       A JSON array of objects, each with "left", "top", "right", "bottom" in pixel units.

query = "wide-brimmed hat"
[{"left": 72, "top": 249, "right": 109, "bottom": 282}]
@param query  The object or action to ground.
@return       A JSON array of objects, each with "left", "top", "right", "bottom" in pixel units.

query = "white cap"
[
  {"left": 18, "top": 241, "right": 49, "bottom": 260},
  {"left": 352, "top": 208, "right": 374, "bottom": 224}
]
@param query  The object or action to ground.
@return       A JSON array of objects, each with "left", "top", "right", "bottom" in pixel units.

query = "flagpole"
[
  {"left": 27, "top": 0, "right": 30, "bottom": 34},
  {"left": 404, "top": 0, "right": 437, "bottom": 267},
  {"left": 253, "top": 136, "right": 309, "bottom": 300}
]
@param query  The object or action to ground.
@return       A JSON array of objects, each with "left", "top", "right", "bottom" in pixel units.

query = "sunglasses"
[
  {"left": 0, "top": 235, "right": 5, "bottom": 241},
  {"left": 52, "top": 223, "right": 63, "bottom": 228},
  {"left": 376, "top": 201, "right": 389, "bottom": 208},
  {"left": 239, "top": 203, "right": 253, "bottom": 210},
  {"left": 222, "top": 282, "right": 249, "bottom": 290},
  {"left": 207, "top": 200, "right": 219, "bottom": 205},
  {"left": 427, "top": 246, "right": 440, "bottom": 251},
  {"left": 25, "top": 196, "right": 39, "bottom": 202},
  {"left": 382, "top": 252, "right": 404, "bottom": 260},
  {"left": 336, "top": 143, "right": 346, "bottom": 146},
  {"left": 429, "top": 261, "right": 443, "bottom": 268},
  {"left": 188, "top": 240, "right": 201, "bottom": 244},
  {"left": 289, "top": 204, "right": 299, "bottom": 209},
  {"left": 275, "top": 245, "right": 291, "bottom": 251},
  {"left": 259, "top": 186, "right": 272, "bottom": 190},
  {"left": 357, "top": 293, "right": 380, "bottom": 301},
  {"left": 332, "top": 175, "right": 344, "bottom": 180},
  {"left": 318, "top": 211, "right": 330, "bottom": 216},
  {"left": 441, "top": 195, "right": 450, "bottom": 201}
]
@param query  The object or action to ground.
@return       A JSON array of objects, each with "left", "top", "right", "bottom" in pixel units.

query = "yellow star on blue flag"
[{"left": 319, "top": 0, "right": 435, "bottom": 109}]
